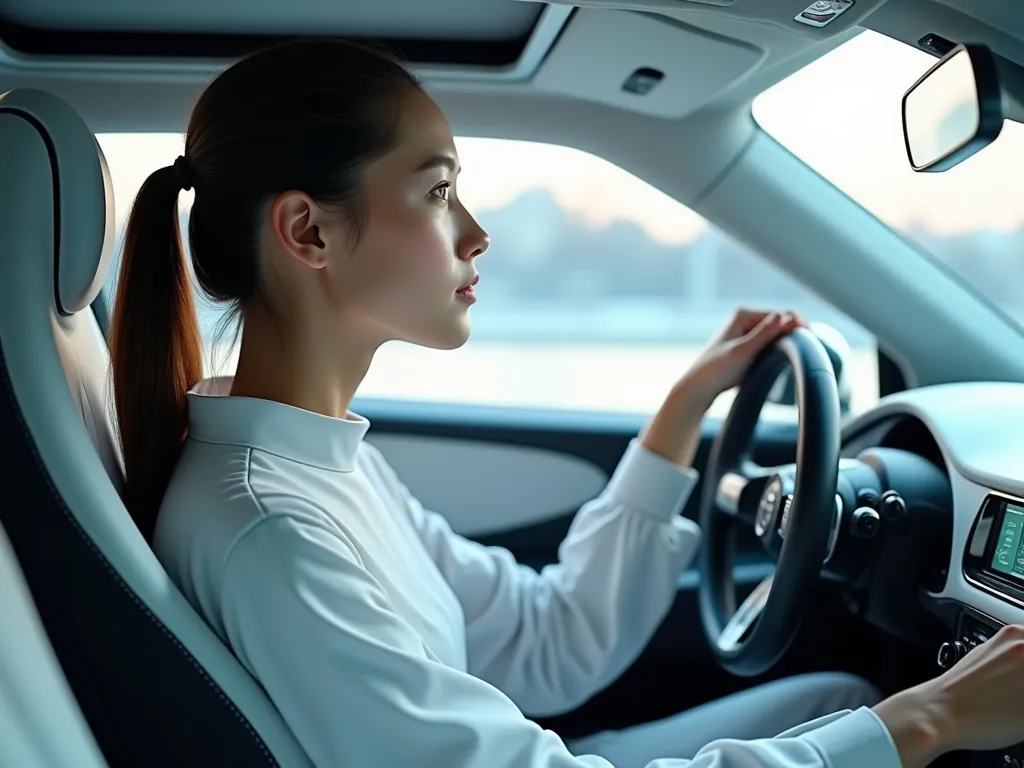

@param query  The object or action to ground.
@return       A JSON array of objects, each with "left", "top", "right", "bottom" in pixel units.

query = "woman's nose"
[{"left": 459, "top": 213, "right": 490, "bottom": 261}]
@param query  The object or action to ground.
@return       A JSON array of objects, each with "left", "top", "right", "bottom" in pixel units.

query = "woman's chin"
[
  {"left": 408, "top": 319, "right": 472, "bottom": 351},
  {"left": 439, "top": 323, "right": 472, "bottom": 350}
]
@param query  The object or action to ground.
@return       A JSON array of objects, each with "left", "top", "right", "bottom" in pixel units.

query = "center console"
[
  {"left": 937, "top": 608, "right": 1024, "bottom": 767},
  {"left": 963, "top": 493, "right": 1024, "bottom": 608},
  {"left": 957, "top": 494, "right": 1024, "bottom": 766}
]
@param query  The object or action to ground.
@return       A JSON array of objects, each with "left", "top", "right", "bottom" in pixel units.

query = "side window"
[{"left": 97, "top": 134, "right": 878, "bottom": 418}]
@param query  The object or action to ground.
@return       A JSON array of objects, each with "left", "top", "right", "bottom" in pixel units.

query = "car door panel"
[
  {"left": 365, "top": 433, "right": 609, "bottom": 538},
  {"left": 358, "top": 397, "right": 799, "bottom": 573}
]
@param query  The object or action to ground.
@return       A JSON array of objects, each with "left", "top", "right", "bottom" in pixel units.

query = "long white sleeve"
[
  {"left": 360, "top": 439, "right": 704, "bottom": 716},
  {"left": 218, "top": 514, "right": 902, "bottom": 768}
]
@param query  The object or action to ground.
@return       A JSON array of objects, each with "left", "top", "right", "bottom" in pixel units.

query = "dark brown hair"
[{"left": 109, "top": 39, "right": 420, "bottom": 540}]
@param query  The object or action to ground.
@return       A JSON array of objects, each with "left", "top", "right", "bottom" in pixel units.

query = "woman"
[{"left": 110, "top": 38, "right": 1024, "bottom": 768}]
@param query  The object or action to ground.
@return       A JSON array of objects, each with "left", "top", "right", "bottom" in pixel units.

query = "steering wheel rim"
[{"left": 697, "top": 328, "right": 842, "bottom": 677}]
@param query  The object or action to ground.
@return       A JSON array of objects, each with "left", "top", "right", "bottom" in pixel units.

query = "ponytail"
[
  {"left": 110, "top": 165, "right": 202, "bottom": 542},
  {"left": 109, "top": 38, "right": 422, "bottom": 540}
]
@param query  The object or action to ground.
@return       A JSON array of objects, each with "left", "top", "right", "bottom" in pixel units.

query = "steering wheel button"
[
  {"left": 881, "top": 491, "right": 907, "bottom": 522},
  {"left": 856, "top": 490, "right": 881, "bottom": 510},
  {"left": 779, "top": 496, "right": 793, "bottom": 535},
  {"left": 851, "top": 506, "right": 881, "bottom": 538}
]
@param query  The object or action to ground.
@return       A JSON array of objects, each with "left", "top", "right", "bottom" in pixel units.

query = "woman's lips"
[{"left": 456, "top": 274, "right": 479, "bottom": 304}]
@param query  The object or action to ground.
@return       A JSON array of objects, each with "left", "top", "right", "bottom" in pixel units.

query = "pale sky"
[{"left": 97, "top": 29, "right": 1024, "bottom": 250}]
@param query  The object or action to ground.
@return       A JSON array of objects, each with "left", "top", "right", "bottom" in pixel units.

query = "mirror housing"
[
  {"left": 902, "top": 43, "right": 1004, "bottom": 172},
  {"left": 766, "top": 322, "right": 853, "bottom": 414}
]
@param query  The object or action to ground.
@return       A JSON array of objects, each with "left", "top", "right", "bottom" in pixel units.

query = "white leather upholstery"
[
  {"left": 1, "top": 89, "right": 115, "bottom": 315},
  {"left": 0, "top": 521, "right": 108, "bottom": 768},
  {"left": 0, "top": 89, "right": 311, "bottom": 766}
]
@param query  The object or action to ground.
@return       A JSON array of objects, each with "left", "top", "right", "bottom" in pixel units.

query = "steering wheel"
[{"left": 697, "top": 328, "right": 842, "bottom": 677}]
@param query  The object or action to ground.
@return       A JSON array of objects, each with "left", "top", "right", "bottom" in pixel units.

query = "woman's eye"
[{"left": 430, "top": 182, "right": 450, "bottom": 202}]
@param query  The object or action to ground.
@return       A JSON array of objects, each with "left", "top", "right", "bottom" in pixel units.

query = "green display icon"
[{"left": 992, "top": 504, "right": 1024, "bottom": 580}]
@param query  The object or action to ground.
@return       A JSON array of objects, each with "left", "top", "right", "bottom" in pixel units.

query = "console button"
[{"left": 937, "top": 640, "right": 967, "bottom": 669}]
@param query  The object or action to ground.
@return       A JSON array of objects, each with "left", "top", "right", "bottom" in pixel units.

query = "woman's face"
[{"left": 303, "top": 89, "right": 491, "bottom": 351}]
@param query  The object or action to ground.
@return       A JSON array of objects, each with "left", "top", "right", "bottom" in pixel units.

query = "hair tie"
[{"left": 172, "top": 155, "right": 195, "bottom": 192}]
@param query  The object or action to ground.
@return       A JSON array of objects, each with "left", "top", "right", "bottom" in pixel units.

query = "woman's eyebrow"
[{"left": 414, "top": 153, "right": 460, "bottom": 174}]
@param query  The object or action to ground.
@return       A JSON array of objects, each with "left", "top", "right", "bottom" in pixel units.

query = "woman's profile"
[{"left": 110, "top": 37, "right": 1024, "bottom": 768}]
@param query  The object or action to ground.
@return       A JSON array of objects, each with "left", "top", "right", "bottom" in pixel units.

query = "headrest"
[{"left": 0, "top": 89, "right": 114, "bottom": 314}]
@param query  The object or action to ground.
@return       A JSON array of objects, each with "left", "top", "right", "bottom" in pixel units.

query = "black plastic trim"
[
  {"left": 878, "top": 348, "right": 907, "bottom": 398},
  {"left": 916, "top": 32, "right": 956, "bottom": 59}
]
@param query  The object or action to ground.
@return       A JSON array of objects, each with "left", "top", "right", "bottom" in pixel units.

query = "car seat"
[
  {"left": 0, "top": 88, "right": 311, "bottom": 768},
  {"left": 0, "top": 518, "right": 108, "bottom": 768}
]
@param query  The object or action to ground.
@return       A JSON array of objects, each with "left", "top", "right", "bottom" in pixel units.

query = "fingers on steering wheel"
[
  {"left": 732, "top": 308, "right": 774, "bottom": 335},
  {"left": 737, "top": 312, "right": 788, "bottom": 352},
  {"left": 728, "top": 308, "right": 804, "bottom": 343}
]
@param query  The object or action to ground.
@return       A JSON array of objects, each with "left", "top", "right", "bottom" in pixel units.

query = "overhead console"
[
  {"left": 533, "top": 9, "right": 762, "bottom": 118},
  {"left": 963, "top": 493, "right": 1024, "bottom": 608},
  {"left": 526, "top": 0, "right": 893, "bottom": 40}
]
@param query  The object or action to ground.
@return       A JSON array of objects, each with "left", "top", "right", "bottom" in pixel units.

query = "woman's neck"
[{"left": 229, "top": 312, "right": 376, "bottom": 420}]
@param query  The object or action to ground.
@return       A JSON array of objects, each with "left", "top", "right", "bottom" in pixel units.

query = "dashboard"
[
  {"left": 844, "top": 381, "right": 1024, "bottom": 631},
  {"left": 838, "top": 382, "right": 1024, "bottom": 767}
]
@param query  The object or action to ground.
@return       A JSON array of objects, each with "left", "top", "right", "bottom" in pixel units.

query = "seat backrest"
[
  {"left": 0, "top": 519, "right": 108, "bottom": 768},
  {"left": 0, "top": 89, "right": 311, "bottom": 768}
]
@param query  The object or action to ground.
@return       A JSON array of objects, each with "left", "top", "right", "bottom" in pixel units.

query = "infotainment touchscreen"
[{"left": 991, "top": 503, "right": 1024, "bottom": 580}]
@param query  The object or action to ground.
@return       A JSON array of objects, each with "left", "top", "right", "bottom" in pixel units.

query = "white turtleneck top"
[{"left": 154, "top": 376, "right": 899, "bottom": 768}]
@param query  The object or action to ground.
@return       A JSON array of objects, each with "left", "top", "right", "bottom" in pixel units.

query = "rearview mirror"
[{"left": 902, "top": 43, "right": 1003, "bottom": 172}]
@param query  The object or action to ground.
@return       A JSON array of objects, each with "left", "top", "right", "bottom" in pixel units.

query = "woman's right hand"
[{"left": 873, "top": 623, "right": 1024, "bottom": 767}]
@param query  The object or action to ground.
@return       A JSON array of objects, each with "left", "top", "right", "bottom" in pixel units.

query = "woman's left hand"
[
  {"left": 681, "top": 309, "right": 807, "bottom": 405},
  {"left": 640, "top": 309, "right": 806, "bottom": 468}
]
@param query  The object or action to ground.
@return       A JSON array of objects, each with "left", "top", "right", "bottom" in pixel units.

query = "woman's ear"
[{"left": 268, "top": 191, "right": 329, "bottom": 270}]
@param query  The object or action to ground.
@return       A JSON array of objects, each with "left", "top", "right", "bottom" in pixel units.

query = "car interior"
[{"left": 2, "top": 0, "right": 1024, "bottom": 766}]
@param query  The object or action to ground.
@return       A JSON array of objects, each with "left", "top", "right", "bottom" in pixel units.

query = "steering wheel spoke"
[
  {"left": 716, "top": 573, "right": 774, "bottom": 654},
  {"left": 715, "top": 461, "right": 778, "bottom": 526}
]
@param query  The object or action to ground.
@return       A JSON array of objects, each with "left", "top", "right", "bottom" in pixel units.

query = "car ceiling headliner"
[{"left": 1, "top": 1, "right": 1022, "bottom": 146}]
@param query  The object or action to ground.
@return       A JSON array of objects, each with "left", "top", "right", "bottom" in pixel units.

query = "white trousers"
[{"left": 568, "top": 672, "right": 881, "bottom": 768}]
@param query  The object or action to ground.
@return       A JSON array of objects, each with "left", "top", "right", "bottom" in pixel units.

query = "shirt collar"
[{"left": 186, "top": 376, "right": 370, "bottom": 472}]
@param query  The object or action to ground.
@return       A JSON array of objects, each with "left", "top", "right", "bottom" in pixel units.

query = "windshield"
[{"left": 754, "top": 30, "right": 1024, "bottom": 328}]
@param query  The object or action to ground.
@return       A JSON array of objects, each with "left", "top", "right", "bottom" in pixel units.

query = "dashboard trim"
[{"left": 963, "top": 571, "right": 1024, "bottom": 611}]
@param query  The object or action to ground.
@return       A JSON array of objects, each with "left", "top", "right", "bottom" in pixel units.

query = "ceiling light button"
[{"left": 622, "top": 67, "right": 664, "bottom": 96}]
